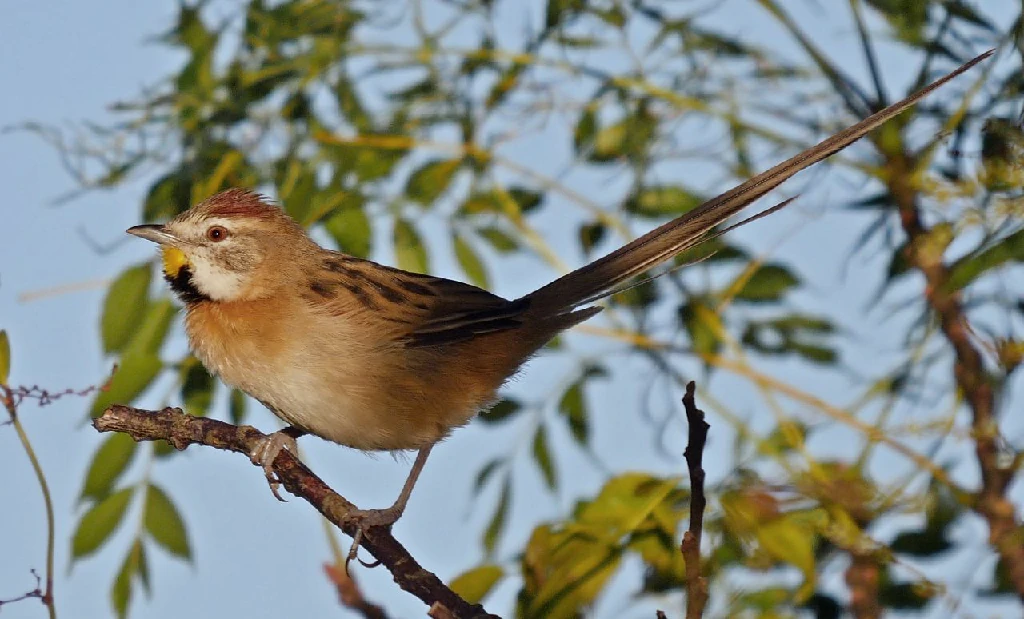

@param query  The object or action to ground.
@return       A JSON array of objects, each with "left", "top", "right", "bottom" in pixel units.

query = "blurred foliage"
[{"left": 29, "top": 0, "right": 1024, "bottom": 616}]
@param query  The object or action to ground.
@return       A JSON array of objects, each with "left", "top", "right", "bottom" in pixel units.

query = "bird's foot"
[
  {"left": 345, "top": 505, "right": 405, "bottom": 570},
  {"left": 250, "top": 430, "right": 300, "bottom": 502}
]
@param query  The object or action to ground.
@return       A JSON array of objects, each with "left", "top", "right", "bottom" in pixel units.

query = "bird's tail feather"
[{"left": 523, "top": 50, "right": 990, "bottom": 316}]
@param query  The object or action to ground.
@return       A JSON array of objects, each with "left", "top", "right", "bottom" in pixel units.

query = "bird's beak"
[
  {"left": 126, "top": 224, "right": 179, "bottom": 246},
  {"left": 127, "top": 224, "right": 190, "bottom": 278}
]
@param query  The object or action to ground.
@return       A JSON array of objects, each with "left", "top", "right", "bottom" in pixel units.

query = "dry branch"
[
  {"left": 93, "top": 405, "right": 498, "bottom": 619},
  {"left": 681, "top": 382, "right": 710, "bottom": 619}
]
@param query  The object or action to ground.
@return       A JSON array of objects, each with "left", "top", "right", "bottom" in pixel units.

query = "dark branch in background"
[
  {"left": 93, "top": 406, "right": 498, "bottom": 619},
  {"left": 884, "top": 146, "right": 1024, "bottom": 602},
  {"left": 845, "top": 553, "right": 881, "bottom": 619},
  {"left": 681, "top": 382, "right": 709, "bottom": 619},
  {"left": 323, "top": 563, "right": 388, "bottom": 619}
]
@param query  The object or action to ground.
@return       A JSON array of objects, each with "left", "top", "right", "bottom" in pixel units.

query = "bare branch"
[
  {"left": 92, "top": 405, "right": 498, "bottom": 619},
  {"left": 681, "top": 382, "right": 709, "bottom": 619}
]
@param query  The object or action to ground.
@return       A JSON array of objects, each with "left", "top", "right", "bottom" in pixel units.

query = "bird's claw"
[
  {"left": 344, "top": 506, "right": 403, "bottom": 572},
  {"left": 250, "top": 431, "right": 299, "bottom": 502}
]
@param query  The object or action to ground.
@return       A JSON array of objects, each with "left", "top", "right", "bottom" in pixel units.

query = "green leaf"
[
  {"left": 393, "top": 218, "right": 429, "bottom": 273},
  {"left": 278, "top": 163, "right": 317, "bottom": 222},
  {"left": 112, "top": 539, "right": 145, "bottom": 619},
  {"left": 574, "top": 106, "right": 597, "bottom": 154},
  {"left": 90, "top": 352, "right": 163, "bottom": 418},
  {"left": 324, "top": 203, "right": 372, "bottom": 258},
  {"left": 588, "top": 106, "right": 657, "bottom": 163},
  {"left": 734, "top": 264, "right": 800, "bottom": 302},
  {"left": 507, "top": 187, "right": 543, "bottom": 213},
  {"left": 81, "top": 433, "right": 138, "bottom": 501},
  {"left": 143, "top": 172, "right": 189, "bottom": 221},
  {"left": 558, "top": 382, "right": 588, "bottom": 445},
  {"left": 473, "top": 459, "right": 503, "bottom": 493},
  {"left": 679, "top": 299, "right": 722, "bottom": 358},
  {"left": 450, "top": 564, "right": 503, "bottom": 604},
  {"left": 229, "top": 389, "right": 247, "bottom": 425},
  {"left": 945, "top": 229, "right": 1024, "bottom": 293},
  {"left": 479, "top": 398, "right": 521, "bottom": 424},
  {"left": 890, "top": 528, "right": 952, "bottom": 557},
  {"left": 625, "top": 186, "right": 702, "bottom": 217},
  {"left": 454, "top": 233, "right": 489, "bottom": 288},
  {"left": 0, "top": 330, "right": 9, "bottom": 385},
  {"left": 791, "top": 342, "right": 837, "bottom": 365},
  {"left": 72, "top": 488, "right": 133, "bottom": 559},
  {"left": 405, "top": 159, "right": 461, "bottom": 204},
  {"left": 578, "top": 222, "right": 606, "bottom": 254},
  {"left": 180, "top": 358, "right": 215, "bottom": 417},
  {"left": 102, "top": 264, "right": 153, "bottom": 354},
  {"left": 478, "top": 227, "right": 518, "bottom": 253},
  {"left": 483, "top": 478, "right": 511, "bottom": 553},
  {"left": 532, "top": 425, "right": 556, "bottom": 490},
  {"left": 123, "top": 299, "right": 176, "bottom": 356},
  {"left": 145, "top": 484, "right": 191, "bottom": 560},
  {"left": 111, "top": 547, "right": 133, "bottom": 619},
  {"left": 756, "top": 513, "right": 817, "bottom": 600}
]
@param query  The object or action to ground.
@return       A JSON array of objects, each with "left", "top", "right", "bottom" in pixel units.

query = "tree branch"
[
  {"left": 681, "top": 382, "right": 709, "bottom": 619},
  {"left": 845, "top": 552, "right": 881, "bottom": 619},
  {"left": 885, "top": 149, "right": 1024, "bottom": 601},
  {"left": 93, "top": 405, "right": 498, "bottom": 619}
]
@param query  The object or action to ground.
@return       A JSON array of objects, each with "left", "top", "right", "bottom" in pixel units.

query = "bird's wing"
[{"left": 305, "top": 252, "right": 529, "bottom": 347}]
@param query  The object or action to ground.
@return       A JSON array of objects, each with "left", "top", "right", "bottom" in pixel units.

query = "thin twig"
[
  {"left": 681, "top": 382, "right": 710, "bottom": 619},
  {"left": 2, "top": 388, "right": 58, "bottom": 619},
  {"left": 93, "top": 405, "right": 498, "bottom": 619},
  {"left": 0, "top": 570, "right": 46, "bottom": 612}
]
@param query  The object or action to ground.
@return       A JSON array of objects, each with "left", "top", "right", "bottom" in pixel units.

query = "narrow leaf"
[
  {"left": 0, "top": 330, "right": 9, "bottom": 384},
  {"left": 180, "top": 358, "right": 215, "bottom": 418},
  {"left": 532, "top": 425, "right": 556, "bottom": 490},
  {"left": 394, "top": 218, "right": 429, "bottom": 273},
  {"left": 229, "top": 389, "right": 247, "bottom": 424},
  {"left": 450, "top": 565, "right": 504, "bottom": 604},
  {"left": 81, "top": 433, "right": 138, "bottom": 501},
  {"left": 558, "top": 382, "right": 588, "bottom": 445},
  {"left": 625, "top": 186, "right": 702, "bottom": 217},
  {"left": 479, "top": 398, "right": 521, "bottom": 424},
  {"left": 90, "top": 352, "right": 163, "bottom": 418},
  {"left": 123, "top": 299, "right": 176, "bottom": 356},
  {"left": 324, "top": 203, "right": 372, "bottom": 258},
  {"left": 945, "top": 229, "right": 1024, "bottom": 292},
  {"left": 101, "top": 264, "right": 152, "bottom": 353},
  {"left": 483, "top": 478, "right": 511, "bottom": 553},
  {"left": 473, "top": 459, "right": 503, "bottom": 493},
  {"left": 734, "top": 264, "right": 800, "bottom": 302},
  {"left": 405, "top": 159, "right": 461, "bottom": 204},
  {"left": 144, "top": 484, "right": 191, "bottom": 560},
  {"left": 72, "top": 488, "right": 133, "bottom": 559},
  {"left": 454, "top": 233, "right": 489, "bottom": 288}
]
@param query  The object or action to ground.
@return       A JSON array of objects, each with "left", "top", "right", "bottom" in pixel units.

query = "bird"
[{"left": 126, "top": 52, "right": 988, "bottom": 558}]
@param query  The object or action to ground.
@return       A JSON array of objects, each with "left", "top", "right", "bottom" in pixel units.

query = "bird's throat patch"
[
  {"left": 162, "top": 246, "right": 189, "bottom": 278},
  {"left": 161, "top": 248, "right": 209, "bottom": 303}
]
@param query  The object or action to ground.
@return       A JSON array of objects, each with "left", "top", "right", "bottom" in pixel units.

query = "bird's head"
[{"left": 127, "top": 189, "right": 314, "bottom": 303}]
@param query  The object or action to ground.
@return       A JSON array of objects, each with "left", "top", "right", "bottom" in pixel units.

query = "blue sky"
[{"left": 1, "top": 2, "right": 1021, "bottom": 618}]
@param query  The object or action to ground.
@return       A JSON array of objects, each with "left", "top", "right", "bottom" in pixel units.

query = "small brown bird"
[{"left": 127, "top": 53, "right": 987, "bottom": 552}]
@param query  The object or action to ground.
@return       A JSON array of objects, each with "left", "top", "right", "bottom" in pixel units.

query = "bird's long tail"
[{"left": 524, "top": 50, "right": 991, "bottom": 317}]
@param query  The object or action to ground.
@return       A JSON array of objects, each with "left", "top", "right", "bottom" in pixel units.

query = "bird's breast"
[{"left": 181, "top": 297, "right": 496, "bottom": 451}]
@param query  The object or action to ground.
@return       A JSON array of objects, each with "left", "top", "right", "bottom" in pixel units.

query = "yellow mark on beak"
[{"left": 162, "top": 246, "right": 189, "bottom": 278}]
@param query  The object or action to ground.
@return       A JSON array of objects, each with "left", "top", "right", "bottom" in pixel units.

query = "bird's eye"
[{"left": 206, "top": 226, "right": 229, "bottom": 242}]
